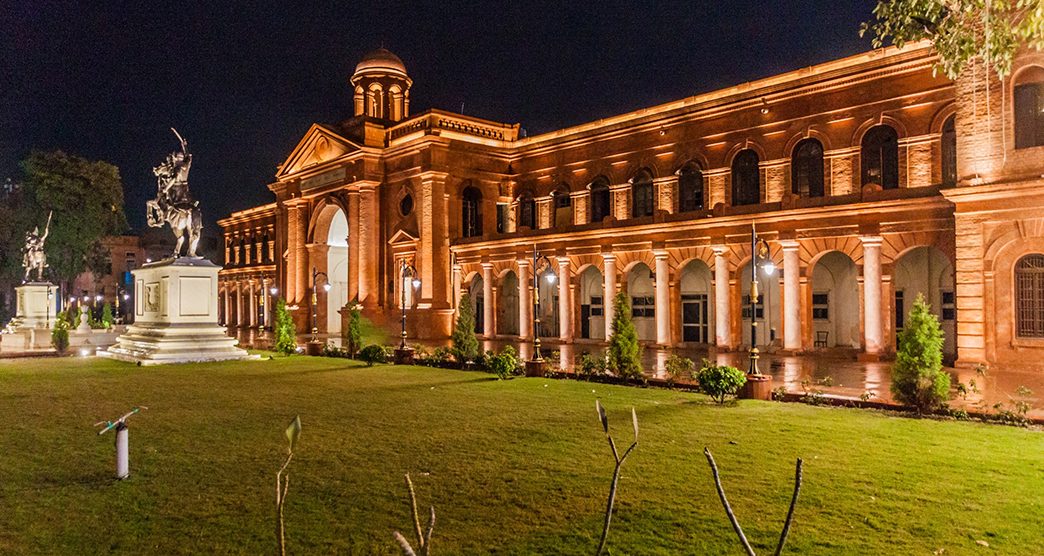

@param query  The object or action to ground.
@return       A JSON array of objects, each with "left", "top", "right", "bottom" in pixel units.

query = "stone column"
[
  {"left": 262, "top": 278, "right": 271, "bottom": 327},
  {"left": 861, "top": 236, "right": 884, "bottom": 356},
  {"left": 558, "top": 257, "right": 573, "bottom": 342},
  {"left": 781, "top": 240, "right": 802, "bottom": 351},
  {"left": 235, "top": 282, "right": 244, "bottom": 327},
  {"left": 248, "top": 282, "right": 258, "bottom": 327},
  {"left": 482, "top": 263, "right": 494, "bottom": 338},
  {"left": 452, "top": 264, "right": 462, "bottom": 311},
  {"left": 358, "top": 183, "right": 379, "bottom": 305},
  {"left": 418, "top": 172, "right": 451, "bottom": 311},
  {"left": 713, "top": 246, "right": 732, "bottom": 348},
  {"left": 347, "top": 191, "right": 361, "bottom": 303},
  {"left": 294, "top": 204, "right": 309, "bottom": 305},
  {"left": 603, "top": 254, "right": 617, "bottom": 340},
  {"left": 654, "top": 251, "right": 670, "bottom": 345},
  {"left": 222, "top": 285, "right": 231, "bottom": 326},
  {"left": 518, "top": 260, "right": 531, "bottom": 339}
]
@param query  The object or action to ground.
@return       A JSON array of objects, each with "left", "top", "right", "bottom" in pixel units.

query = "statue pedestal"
[
  {"left": 99, "top": 258, "right": 256, "bottom": 365},
  {"left": 8, "top": 282, "right": 57, "bottom": 330}
]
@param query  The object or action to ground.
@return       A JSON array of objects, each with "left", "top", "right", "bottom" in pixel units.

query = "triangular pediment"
[
  {"left": 276, "top": 124, "right": 361, "bottom": 179},
  {"left": 388, "top": 229, "right": 419, "bottom": 245}
]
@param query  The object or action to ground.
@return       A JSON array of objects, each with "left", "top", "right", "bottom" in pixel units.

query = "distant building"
[{"left": 218, "top": 44, "right": 1044, "bottom": 369}]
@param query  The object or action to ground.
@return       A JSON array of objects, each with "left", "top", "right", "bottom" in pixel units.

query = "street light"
[
  {"left": 310, "top": 267, "right": 332, "bottom": 343},
  {"left": 529, "top": 245, "right": 557, "bottom": 366},
  {"left": 748, "top": 223, "right": 773, "bottom": 375},
  {"left": 399, "top": 260, "right": 421, "bottom": 350}
]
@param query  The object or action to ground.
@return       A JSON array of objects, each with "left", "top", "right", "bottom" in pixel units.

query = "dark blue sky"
[{"left": 3, "top": 1, "right": 877, "bottom": 230}]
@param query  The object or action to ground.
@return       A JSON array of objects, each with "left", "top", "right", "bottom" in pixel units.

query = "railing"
[{"left": 387, "top": 112, "right": 519, "bottom": 143}]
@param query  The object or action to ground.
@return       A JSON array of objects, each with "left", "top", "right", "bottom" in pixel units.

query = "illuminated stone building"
[{"left": 219, "top": 44, "right": 1044, "bottom": 368}]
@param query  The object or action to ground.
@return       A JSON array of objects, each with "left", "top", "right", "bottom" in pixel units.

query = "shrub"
[
  {"left": 664, "top": 354, "right": 694, "bottom": 389},
  {"left": 344, "top": 305, "right": 362, "bottom": 358},
  {"left": 606, "top": 292, "right": 643, "bottom": 382},
  {"left": 891, "top": 294, "right": 950, "bottom": 413},
  {"left": 100, "top": 303, "right": 114, "bottom": 329},
  {"left": 51, "top": 311, "right": 70, "bottom": 355},
  {"left": 695, "top": 359, "right": 747, "bottom": 404},
  {"left": 489, "top": 345, "right": 520, "bottom": 379},
  {"left": 273, "top": 297, "right": 297, "bottom": 356},
  {"left": 576, "top": 352, "right": 607, "bottom": 380},
  {"left": 358, "top": 344, "right": 388, "bottom": 366},
  {"left": 429, "top": 346, "right": 454, "bottom": 367},
  {"left": 451, "top": 293, "right": 481, "bottom": 364},
  {"left": 472, "top": 350, "right": 495, "bottom": 371}
]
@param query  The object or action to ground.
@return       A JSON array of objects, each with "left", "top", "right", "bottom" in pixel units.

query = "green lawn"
[{"left": 0, "top": 356, "right": 1040, "bottom": 555}]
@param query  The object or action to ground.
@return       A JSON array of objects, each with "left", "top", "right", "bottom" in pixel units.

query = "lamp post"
[
  {"left": 743, "top": 223, "right": 775, "bottom": 400},
  {"left": 307, "top": 267, "right": 331, "bottom": 353},
  {"left": 526, "top": 245, "right": 556, "bottom": 375},
  {"left": 395, "top": 261, "right": 421, "bottom": 363}
]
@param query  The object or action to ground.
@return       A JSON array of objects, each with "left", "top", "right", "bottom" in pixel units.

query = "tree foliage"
[
  {"left": 862, "top": 0, "right": 1044, "bottom": 80},
  {"left": 344, "top": 305, "right": 362, "bottom": 357},
  {"left": 891, "top": 294, "right": 951, "bottom": 413},
  {"left": 606, "top": 292, "right": 643, "bottom": 381},
  {"left": 451, "top": 292, "right": 480, "bottom": 363},
  {"left": 273, "top": 297, "right": 297, "bottom": 356},
  {"left": 2, "top": 151, "right": 127, "bottom": 284}
]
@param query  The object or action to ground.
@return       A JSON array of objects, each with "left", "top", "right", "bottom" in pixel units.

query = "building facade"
[{"left": 219, "top": 44, "right": 1044, "bottom": 369}]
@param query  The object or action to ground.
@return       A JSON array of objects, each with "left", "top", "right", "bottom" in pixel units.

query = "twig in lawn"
[
  {"left": 595, "top": 400, "right": 639, "bottom": 555},
  {"left": 394, "top": 472, "right": 435, "bottom": 556}
]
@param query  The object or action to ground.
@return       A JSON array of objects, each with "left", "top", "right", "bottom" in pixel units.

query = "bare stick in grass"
[
  {"left": 394, "top": 473, "right": 435, "bottom": 556},
  {"left": 595, "top": 400, "right": 639, "bottom": 556},
  {"left": 277, "top": 416, "right": 301, "bottom": 556},
  {"left": 703, "top": 447, "right": 803, "bottom": 556}
]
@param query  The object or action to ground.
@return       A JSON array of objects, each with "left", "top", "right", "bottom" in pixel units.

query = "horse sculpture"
[{"left": 148, "top": 128, "right": 202, "bottom": 259}]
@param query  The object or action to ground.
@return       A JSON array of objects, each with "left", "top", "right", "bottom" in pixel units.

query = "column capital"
[
  {"left": 779, "top": 239, "right": 801, "bottom": 250},
  {"left": 481, "top": 262, "right": 494, "bottom": 270},
  {"left": 653, "top": 249, "right": 669, "bottom": 260},
  {"left": 516, "top": 258, "right": 531, "bottom": 267},
  {"left": 557, "top": 256, "right": 571, "bottom": 266},
  {"left": 859, "top": 236, "right": 884, "bottom": 247},
  {"left": 601, "top": 252, "right": 617, "bottom": 262},
  {"left": 712, "top": 245, "right": 730, "bottom": 256}
]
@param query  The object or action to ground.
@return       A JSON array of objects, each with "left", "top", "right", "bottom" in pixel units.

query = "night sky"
[{"left": 4, "top": 1, "right": 877, "bottom": 231}]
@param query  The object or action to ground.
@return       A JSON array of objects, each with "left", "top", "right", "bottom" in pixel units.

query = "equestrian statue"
[
  {"left": 147, "top": 128, "right": 202, "bottom": 258},
  {"left": 22, "top": 211, "right": 52, "bottom": 282}
]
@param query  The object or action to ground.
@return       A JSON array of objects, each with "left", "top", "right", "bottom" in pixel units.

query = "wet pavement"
[{"left": 231, "top": 328, "right": 1043, "bottom": 421}]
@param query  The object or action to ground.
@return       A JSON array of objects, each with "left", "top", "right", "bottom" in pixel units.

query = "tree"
[
  {"left": 891, "top": 294, "right": 951, "bottom": 413},
  {"left": 606, "top": 292, "right": 643, "bottom": 381},
  {"left": 100, "top": 303, "right": 114, "bottom": 329},
  {"left": 344, "top": 305, "right": 362, "bottom": 358},
  {"left": 273, "top": 297, "right": 297, "bottom": 356},
  {"left": 862, "top": 0, "right": 1044, "bottom": 80},
  {"left": 3, "top": 151, "right": 127, "bottom": 285},
  {"left": 451, "top": 292, "right": 480, "bottom": 363}
]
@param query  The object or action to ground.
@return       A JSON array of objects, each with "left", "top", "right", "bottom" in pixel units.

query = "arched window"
[
  {"left": 678, "top": 163, "right": 703, "bottom": 212},
  {"left": 518, "top": 193, "right": 536, "bottom": 230},
  {"left": 1016, "top": 254, "right": 1044, "bottom": 337},
  {"left": 861, "top": 125, "right": 899, "bottom": 189},
  {"left": 791, "top": 139, "right": 825, "bottom": 197},
  {"left": 941, "top": 115, "right": 957, "bottom": 186},
  {"left": 462, "top": 186, "right": 482, "bottom": 238},
  {"left": 553, "top": 185, "right": 571, "bottom": 227},
  {"left": 731, "top": 150, "right": 760, "bottom": 206},
  {"left": 590, "top": 177, "right": 611, "bottom": 224},
  {"left": 1014, "top": 66, "right": 1044, "bottom": 149},
  {"left": 631, "top": 170, "right": 654, "bottom": 218}
]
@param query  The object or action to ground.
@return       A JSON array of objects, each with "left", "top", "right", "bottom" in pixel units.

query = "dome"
[{"left": 354, "top": 47, "right": 407, "bottom": 75}]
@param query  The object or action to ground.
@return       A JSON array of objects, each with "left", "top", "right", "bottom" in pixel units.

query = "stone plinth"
[
  {"left": 8, "top": 283, "right": 57, "bottom": 330},
  {"left": 99, "top": 258, "right": 256, "bottom": 365}
]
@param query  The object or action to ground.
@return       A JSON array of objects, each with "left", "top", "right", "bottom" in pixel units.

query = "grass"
[{"left": 0, "top": 356, "right": 1041, "bottom": 555}]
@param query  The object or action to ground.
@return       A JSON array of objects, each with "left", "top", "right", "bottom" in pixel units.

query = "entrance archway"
[
  {"left": 325, "top": 209, "right": 349, "bottom": 334},
  {"left": 741, "top": 261, "right": 781, "bottom": 347},
  {"left": 497, "top": 271, "right": 520, "bottom": 336},
  {"left": 894, "top": 246, "right": 956, "bottom": 360},
  {"left": 679, "top": 260, "right": 715, "bottom": 344},
  {"left": 627, "top": 263, "right": 655, "bottom": 342},
  {"left": 809, "top": 251, "right": 860, "bottom": 348},
  {"left": 579, "top": 266, "right": 605, "bottom": 340}
]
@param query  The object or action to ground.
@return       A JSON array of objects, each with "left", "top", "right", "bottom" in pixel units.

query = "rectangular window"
[
  {"left": 496, "top": 203, "right": 507, "bottom": 234},
  {"left": 125, "top": 252, "right": 137, "bottom": 273},
  {"left": 631, "top": 296, "right": 654, "bottom": 318},
  {"left": 741, "top": 294, "right": 764, "bottom": 319},
  {"left": 941, "top": 290, "right": 956, "bottom": 321},
  {"left": 590, "top": 295, "right": 603, "bottom": 317},
  {"left": 812, "top": 292, "right": 829, "bottom": 320},
  {"left": 1014, "top": 82, "right": 1044, "bottom": 149},
  {"left": 632, "top": 183, "right": 654, "bottom": 218}
]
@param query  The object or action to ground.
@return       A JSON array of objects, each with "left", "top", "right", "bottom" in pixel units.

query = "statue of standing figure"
[
  {"left": 22, "top": 211, "right": 52, "bottom": 282},
  {"left": 147, "top": 128, "right": 202, "bottom": 258}
]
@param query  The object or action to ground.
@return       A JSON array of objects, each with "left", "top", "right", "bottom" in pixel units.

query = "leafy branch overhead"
[{"left": 862, "top": 0, "right": 1044, "bottom": 79}]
